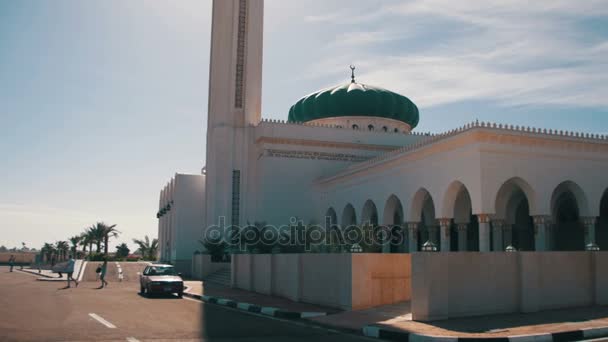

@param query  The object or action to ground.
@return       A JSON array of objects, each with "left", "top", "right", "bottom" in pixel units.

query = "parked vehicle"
[{"left": 139, "top": 264, "right": 184, "bottom": 298}]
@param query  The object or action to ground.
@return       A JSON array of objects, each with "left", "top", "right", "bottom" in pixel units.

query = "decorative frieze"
[
  {"left": 407, "top": 222, "right": 419, "bottom": 230},
  {"left": 265, "top": 149, "right": 370, "bottom": 162},
  {"left": 582, "top": 216, "right": 597, "bottom": 227},
  {"left": 477, "top": 214, "right": 491, "bottom": 224},
  {"left": 456, "top": 223, "right": 468, "bottom": 232},
  {"left": 532, "top": 215, "right": 551, "bottom": 225}
]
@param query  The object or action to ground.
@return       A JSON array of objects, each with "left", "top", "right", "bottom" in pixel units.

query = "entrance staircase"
[{"left": 204, "top": 268, "right": 231, "bottom": 287}]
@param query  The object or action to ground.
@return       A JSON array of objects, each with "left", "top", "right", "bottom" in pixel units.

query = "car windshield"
[{"left": 147, "top": 266, "right": 176, "bottom": 276}]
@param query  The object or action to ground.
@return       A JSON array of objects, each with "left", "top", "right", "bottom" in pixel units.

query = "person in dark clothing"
[{"left": 8, "top": 255, "right": 15, "bottom": 272}]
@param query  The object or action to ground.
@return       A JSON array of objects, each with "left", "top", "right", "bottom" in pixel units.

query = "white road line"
[
  {"left": 88, "top": 313, "right": 117, "bottom": 329},
  {"left": 126, "top": 337, "right": 140, "bottom": 342}
]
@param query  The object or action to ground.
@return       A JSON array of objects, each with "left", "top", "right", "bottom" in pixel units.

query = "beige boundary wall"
[
  {"left": 232, "top": 253, "right": 411, "bottom": 310},
  {"left": 0, "top": 252, "right": 36, "bottom": 264},
  {"left": 412, "top": 252, "right": 608, "bottom": 321},
  {"left": 191, "top": 254, "right": 230, "bottom": 280}
]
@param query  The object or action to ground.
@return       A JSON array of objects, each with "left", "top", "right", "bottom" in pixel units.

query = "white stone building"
[
  {"left": 158, "top": 0, "right": 608, "bottom": 264},
  {"left": 157, "top": 173, "right": 205, "bottom": 274}
]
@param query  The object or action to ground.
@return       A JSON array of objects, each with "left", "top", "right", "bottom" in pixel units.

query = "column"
[
  {"left": 492, "top": 219, "right": 505, "bottom": 251},
  {"left": 545, "top": 222, "right": 554, "bottom": 250},
  {"left": 407, "top": 222, "right": 419, "bottom": 253},
  {"left": 582, "top": 217, "right": 597, "bottom": 246},
  {"left": 478, "top": 214, "right": 491, "bottom": 252},
  {"left": 457, "top": 223, "right": 468, "bottom": 252},
  {"left": 428, "top": 225, "right": 439, "bottom": 245},
  {"left": 439, "top": 218, "right": 451, "bottom": 252},
  {"left": 533, "top": 215, "right": 549, "bottom": 251},
  {"left": 503, "top": 224, "right": 513, "bottom": 248},
  {"left": 382, "top": 225, "right": 391, "bottom": 254}
]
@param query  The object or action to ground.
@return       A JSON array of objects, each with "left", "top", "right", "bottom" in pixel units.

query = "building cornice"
[
  {"left": 255, "top": 136, "right": 400, "bottom": 152},
  {"left": 315, "top": 121, "right": 608, "bottom": 186}
]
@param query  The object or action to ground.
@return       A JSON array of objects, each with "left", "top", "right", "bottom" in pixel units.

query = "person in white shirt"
[{"left": 66, "top": 255, "right": 78, "bottom": 288}]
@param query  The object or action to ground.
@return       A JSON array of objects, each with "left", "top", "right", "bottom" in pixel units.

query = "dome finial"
[{"left": 350, "top": 65, "right": 356, "bottom": 83}]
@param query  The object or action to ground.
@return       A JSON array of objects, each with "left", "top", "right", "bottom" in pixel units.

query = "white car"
[{"left": 139, "top": 264, "right": 184, "bottom": 298}]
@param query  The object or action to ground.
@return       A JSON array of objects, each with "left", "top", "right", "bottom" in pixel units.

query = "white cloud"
[{"left": 299, "top": 0, "right": 608, "bottom": 109}]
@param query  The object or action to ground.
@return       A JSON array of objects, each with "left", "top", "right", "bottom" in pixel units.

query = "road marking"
[
  {"left": 126, "top": 337, "right": 140, "bottom": 342},
  {"left": 88, "top": 313, "right": 117, "bottom": 329}
]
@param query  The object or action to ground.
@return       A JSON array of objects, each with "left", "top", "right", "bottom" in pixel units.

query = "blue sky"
[{"left": 1, "top": 0, "right": 607, "bottom": 251}]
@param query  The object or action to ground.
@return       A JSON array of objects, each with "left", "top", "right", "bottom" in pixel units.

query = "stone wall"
[
  {"left": 412, "top": 252, "right": 608, "bottom": 321},
  {"left": 0, "top": 252, "right": 36, "bottom": 264},
  {"left": 191, "top": 254, "right": 230, "bottom": 280},
  {"left": 232, "top": 253, "right": 411, "bottom": 310}
]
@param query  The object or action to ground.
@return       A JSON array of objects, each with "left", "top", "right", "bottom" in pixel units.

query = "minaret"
[{"left": 205, "top": 0, "right": 263, "bottom": 231}]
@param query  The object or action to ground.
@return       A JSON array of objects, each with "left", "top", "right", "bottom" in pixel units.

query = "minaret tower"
[{"left": 205, "top": 0, "right": 263, "bottom": 230}]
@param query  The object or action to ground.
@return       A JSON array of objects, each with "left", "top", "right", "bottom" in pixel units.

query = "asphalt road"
[{"left": 0, "top": 266, "right": 371, "bottom": 342}]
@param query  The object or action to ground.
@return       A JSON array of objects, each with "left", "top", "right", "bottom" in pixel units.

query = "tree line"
[{"left": 39, "top": 222, "right": 159, "bottom": 263}]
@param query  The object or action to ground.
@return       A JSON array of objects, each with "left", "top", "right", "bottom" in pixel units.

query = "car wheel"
[
  {"left": 140, "top": 285, "right": 144, "bottom": 295},
  {"left": 177, "top": 291, "right": 183, "bottom": 299}
]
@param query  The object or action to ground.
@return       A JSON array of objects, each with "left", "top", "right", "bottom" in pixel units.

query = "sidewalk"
[
  {"left": 183, "top": 281, "right": 608, "bottom": 340},
  {"left": 310, "top": 303, "right": 608, "bottom": 340},
  {"left": 183, "top": 281, "right": 337, "bottom": 318}
]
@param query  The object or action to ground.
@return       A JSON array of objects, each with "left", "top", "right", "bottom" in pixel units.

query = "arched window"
[
  {"left": 394, "top": 128, "right": 399, "bottom": 133},
  {"left": 368, "top": 125, "right": 374, "bottom": 131},
  {"left": 352, "top": 124, "right": 359, "bottom": 130},
  {"left": 382, "top": 126, "right": 388, "bottom": 132}
]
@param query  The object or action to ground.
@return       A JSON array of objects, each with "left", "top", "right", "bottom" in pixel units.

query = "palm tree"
[
  {"left": 101, "top": 223, "right": 120, "bottom": 255},
  {"left": 69, "top": 235, "right": 82, "bottom": 257},
  {"left": 79, "top": 232, "right": 90, "bottom": 256},
  {"left": 133, "top": 236, "right": 158, "bottom": 261},
  {"left": 55, "top": 241, "right": 69, "bottom": 261},
  {"left": 87, "top": 223, "right": 106, "bottom": 253},
  {"left": 41, "top": 243, "right": 56, "bottom": 263}
]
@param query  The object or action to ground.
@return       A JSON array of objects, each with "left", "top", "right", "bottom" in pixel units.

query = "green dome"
[{"left": 287, "top": 82, "right": 419, "bottom": 128}]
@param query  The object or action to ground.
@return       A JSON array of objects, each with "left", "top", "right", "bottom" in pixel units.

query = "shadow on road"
[{"left": 137, "top": 292, "right": 181, "bottom": 300}]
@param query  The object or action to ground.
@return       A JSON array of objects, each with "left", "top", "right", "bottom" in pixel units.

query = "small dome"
[{"left": 288, "top": 80, "right": 419, "bottom": 128}]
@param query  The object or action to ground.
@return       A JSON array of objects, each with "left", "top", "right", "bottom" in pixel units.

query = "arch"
[
  {"left": 383, "top": 194, "right": 404, "bottom": 225},
  {"left": 383, "top": 195, "right": 405, "bottom": 253},
  {"left": 598, "top": 189, "right": 608, "bottom": 250},
  {"left": 409, "top": 188, "right": 434, "bottom": 222},
  {"left": 341, "top": 203, "right": 357, "bottom": 227},
  {"left": 409, "top": 188, "right": 438, "bottom": 249},
  {"left": 361, "top": 200, "right": 379, "bottom": 225},
  {"left": 496, "top": 177, "right": 536, "bottom": 251},
  {"left": 352, "top": 124, "right": 359, "bottom": 130},
  {"left": 382, "top": 126, "right": 388, "bottom": 132},
  {"left": 368, "top": 124, "right": 374, "bottom": 131},
  {"left": 325, "top": 207, "right": 338, "bottom": 229},
  {"left": 495, "top": 177, "right": 536, "bottom": 219},
  {"left": 550, "top": 181, "right": 590, "bottom": 219},
  {"left": 441, "top": 181, "right": 473, "bottom": 221},
  {"left": 551, "top": 181, "right": 588, "bottom": 251}
]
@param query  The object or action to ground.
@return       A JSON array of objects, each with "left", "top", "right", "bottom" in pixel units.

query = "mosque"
[{"left": 157, "top": 0, "right": 608, "bottom": 273}]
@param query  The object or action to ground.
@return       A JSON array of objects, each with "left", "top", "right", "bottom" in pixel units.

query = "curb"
[
  {"left": 182, "top": 292, "right": 327, "bottom": 319},
  {"left": 17, "top": 268, "right": 57, "bottom": 279},
  {"left": 363, "top": 325, "right": 608, "bottom": 342}
]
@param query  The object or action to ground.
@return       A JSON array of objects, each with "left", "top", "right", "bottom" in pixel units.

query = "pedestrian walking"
[
  {"left": 66, "top": 255, "right": 79, "bottom": 288},
  {"left": 99, "top": 259, "right": 108, "bottom": 288},
  {"left": 8, "top": 255, "right": 15, "bottom": 272}
]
